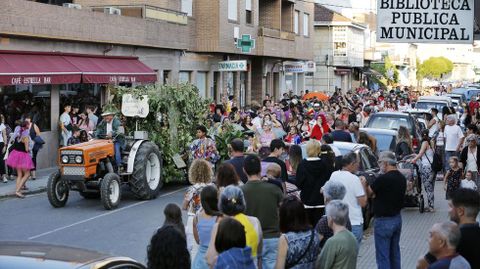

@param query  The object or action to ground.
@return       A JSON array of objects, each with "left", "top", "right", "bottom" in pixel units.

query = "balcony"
[
  {"left": 90, "top": 5, "right": 188, "bottom": 25},
  {"left": 258, "top": 27, "right": 295, "bottom": 41}
]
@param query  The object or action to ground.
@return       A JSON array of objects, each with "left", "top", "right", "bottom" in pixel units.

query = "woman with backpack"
[{"left": 411, "top": 130, "right": 436, "bottom": 212}]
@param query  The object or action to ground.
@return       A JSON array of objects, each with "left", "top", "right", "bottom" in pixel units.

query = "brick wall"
[
  {"left": 259, "top": 0, "right": 281, "bottom": 29},
  {"left": 0, "top": 0, "right": 192, "bottom": 50}
]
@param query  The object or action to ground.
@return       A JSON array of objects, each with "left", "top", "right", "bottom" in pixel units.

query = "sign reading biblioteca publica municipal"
[{"left": 377, "top": 0, "right": 474, "bottom": 43}]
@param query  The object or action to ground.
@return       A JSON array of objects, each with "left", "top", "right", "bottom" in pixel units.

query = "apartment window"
[
  {"left": 196, "top": 72, "right": 207, "bottom": 98},
  {"left": 181, "top": 0, "right": 193, "bottom": 16},
  {"left": 303, "top": 13, "right": 309, "bottom": 36},
  {"left": 294, "top": 10, "right": 300, "bottom": 34},
  {"left": 246, "top": 0, "right": 252, "bottom": 24},
  {"left": 178, "top": 71, "right": 191, "bottom": 83},
  {"left": 228, "top": 0, "right": 238, "bottom": 21}
]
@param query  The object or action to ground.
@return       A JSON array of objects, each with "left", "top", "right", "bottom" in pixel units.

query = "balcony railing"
[
  {"left": 258, "top": 27, "right": 295, "bottom": 41},
  {"left": 89, "top": 4, "right": 188, "bottom": 25}
]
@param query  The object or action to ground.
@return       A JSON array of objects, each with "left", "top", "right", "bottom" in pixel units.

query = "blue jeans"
[
  {"left": 351, "top": 225, "right": 363, "bottom": 246},
  {"left": 114, "top": 142, "right": 122, "bottom": 167},
  {"left": 444, "top": 151, "right": 458, "bottom": 170},
  {"left": 374, "top": 214, "right": 402, "bottom": 269},
  {"left": 262, "top": 237, "right": 279, "bottom": 269}
]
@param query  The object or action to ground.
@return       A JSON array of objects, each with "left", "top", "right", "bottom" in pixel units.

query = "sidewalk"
[
  {"left": 0, "top": 167, "right": 58, "bottom": 198},
  {"left": 357, "top": 180, "right": 449, "bottom": 268}
]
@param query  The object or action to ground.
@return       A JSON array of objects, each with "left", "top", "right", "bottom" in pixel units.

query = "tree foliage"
[
  {"left": 371, "top": 55, "right": 399, "bottom": 86},
  {"left": 112, "top": 83, "right": 211, "bottom": 182},
  {"left": 417, "top": 56, "right": 453, "bottom": 80}
]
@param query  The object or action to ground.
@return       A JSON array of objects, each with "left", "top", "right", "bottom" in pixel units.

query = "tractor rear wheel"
[
  {"left": 130, "top": 141, "right": 162, "bottom": 200},
  {"left": 47, "top": 170, "right": 69, "bottom": 208},
  {"left": 100, "top": 173, "right": 121, "bottom": 210}
]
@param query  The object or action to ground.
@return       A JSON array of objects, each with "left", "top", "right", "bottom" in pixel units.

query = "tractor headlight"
[
  {"left": 75, "top": 155, "right": 83, "bottom": 164},
  {"left": 61, "top": 155, "right": 69, "bottom": 164}
]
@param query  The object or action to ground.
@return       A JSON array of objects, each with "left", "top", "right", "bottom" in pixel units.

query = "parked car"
[
  {"left": 360, "top": 128, "right": 397, "bottom": 154},
  {"left": 364, "top": 112, "right": 422, "bottom": 152},
  {"left": 446, "top": 93, "right": 466, "bottom": 106},
  {"left": 451, "top": 87, "right": 480, "bottom": 101},
  {"left": 415, "top": 96, "right": 452, "bottom": 112},
  {"left": 0, "top": 241, "right": 146, "bottom": 269}
]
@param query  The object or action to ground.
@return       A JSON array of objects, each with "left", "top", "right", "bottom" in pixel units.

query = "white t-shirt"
[
  {"left": 466, "top": 148, "right": 478, "bottom": 172},
  {"left": 106, "top": 122, "right": 113, "bottom": 136},
  {"left": 444, "top": 124, "right": 464, "bottom": 151},
  {"left": 329, "top": 170, "right": 365, "bottom": 225},
  {"left": 461, "top": 179, "right": 477, "bottom": 190},
  {"left": 0, "top": 123, "right": 6, "bottom": 143}
]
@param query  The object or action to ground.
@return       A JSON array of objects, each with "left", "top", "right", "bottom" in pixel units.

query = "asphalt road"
[{"left": 0, "top": 183, "right": 188, "bottom": 265}]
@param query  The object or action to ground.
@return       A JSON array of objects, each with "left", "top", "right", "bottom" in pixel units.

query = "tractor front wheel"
[
  {"left": 47, "top": 170, "right": 69, "bottom": 208},
  {"left": 100, "top": 173, "right": 121, "bottom": 210}
]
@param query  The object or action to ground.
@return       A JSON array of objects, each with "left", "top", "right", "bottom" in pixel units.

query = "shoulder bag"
[
  {"left": 425, "top": 142, "right": 442, "bottom": 172},
  {"left": 286, "top": 229, "right": 315, "bottom": 269}
]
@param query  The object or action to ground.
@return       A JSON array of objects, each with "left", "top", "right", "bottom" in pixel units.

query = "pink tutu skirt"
[{"left": 7, "top": 150, "right": 35, "bottom": 170}]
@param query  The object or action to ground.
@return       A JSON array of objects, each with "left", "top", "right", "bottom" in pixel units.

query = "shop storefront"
[
  {"left": 0, "top": 50, "right": 157, "bottom": 168},
  {"left": 215, "top": 60, "right": 250, "bottom": 108}
]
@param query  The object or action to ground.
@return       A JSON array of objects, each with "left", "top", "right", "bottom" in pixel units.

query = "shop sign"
[
  {"left": 218, "top": 60, "right": 248, "bottom": 72},
  {"left": 284, "top": 62, "right": 305, "bottom": 73},
  {"left": 236, "top": 34, "right": 256, "bottom": 53},
  {"left": 122, "top": 94, "right": 149, "bottom": 118},
  {"left": 335, "top": 68, "right": 351, "bottom": 75},
  {"left": 109, "top": 76, "right": 137, "bottom": 83},
  {"left": 11, "top": 76, "right": 52, "bottom": 85},
  {"left": 377, "top": 0, "right": 474, "bottom": 43}
]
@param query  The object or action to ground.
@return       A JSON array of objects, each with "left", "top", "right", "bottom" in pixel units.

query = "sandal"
[
  {"left": 424, "top": 207, "right": 435, "bottom": 213},
  {"left": 21, "top": 186, "right": 29, "bottom": 191},
  {"left": 15, "top": 192, "right": 25, "bottom": 199}
]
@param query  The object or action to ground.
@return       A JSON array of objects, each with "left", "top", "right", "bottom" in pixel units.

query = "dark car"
[
  {"left": 360, "top": 128, "right": 397, "bottom": 154},
  {"left": 364, "top": 112, "right": 422, "bottom": 152},
  {"left": 0, "top": 241, "right": 146, "bottom": 269}
]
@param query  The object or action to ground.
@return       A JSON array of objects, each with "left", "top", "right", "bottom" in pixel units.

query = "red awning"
[
  {"left": 64, "top": 55, "right": 157, "bottom": 84},
  {"left": 0, "top": 52, "right": 82, "bottom": 86},
  {"left": 0, "top": 51, "right": 157, "bottom": 86}
]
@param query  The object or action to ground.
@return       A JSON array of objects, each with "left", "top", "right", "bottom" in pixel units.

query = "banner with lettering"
[{"left": 377, "top": 0, "right": 474, "bottom": 43}]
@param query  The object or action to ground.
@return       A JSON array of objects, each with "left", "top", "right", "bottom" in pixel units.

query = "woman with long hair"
[
  {"left": 78, "top": 111, "right": 95, "bottom": 133},
  {"left": 147, "top": 225, "right": 190, "bottom": 269},
  {"left": 395, "top": 125, "right": 413, "bottom": 160},
  {"left": 215, "top": 163, "right": 241, "bottom": 192},
  {"left": 275, "top": 197, "right": 320, "bottom": 269},
  {"left": 411, "top": 129, "right": 436, "bottom": 212},
  {"left": 192, "top": 185, "right": 223, "bottom": 269},
  {"left": 6, "top": 120, "right": 34, "bottom": 198},
  {"left": 242, "top": 115, "right": 255, "bottom": 132}
]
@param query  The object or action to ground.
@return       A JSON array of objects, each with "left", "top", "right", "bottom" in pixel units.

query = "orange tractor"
[{"left": 47, "top": 133, "right": 162, "bottom": 210}]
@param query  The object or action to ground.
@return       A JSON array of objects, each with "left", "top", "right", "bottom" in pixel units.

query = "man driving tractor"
[{"left": 94, "top": 106, "right": 125, "bottom": 170}]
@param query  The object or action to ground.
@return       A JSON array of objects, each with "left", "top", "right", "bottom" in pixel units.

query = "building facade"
[
  {"left": 306, "top": 5, "right": 365, "bottom": 94},
  {"left": 0, "top": 0, "right": 314, "bottom": 168}
]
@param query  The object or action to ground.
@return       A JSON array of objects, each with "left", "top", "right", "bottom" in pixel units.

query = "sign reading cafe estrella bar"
[{"left": 377, "top": 0, "right": 474, "bottom": 43}]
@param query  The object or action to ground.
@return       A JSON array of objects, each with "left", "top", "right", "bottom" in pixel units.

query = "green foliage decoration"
[
  {"left": 112, "top": 83, "right": 211, "bottom": 182},
  {"left": 214, "top": 124, "right": 244, "bottom": 162}
]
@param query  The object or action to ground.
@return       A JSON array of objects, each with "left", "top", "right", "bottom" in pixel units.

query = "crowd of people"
[{"left": 143, "top": 87, "right": 480, "bottom": 269}]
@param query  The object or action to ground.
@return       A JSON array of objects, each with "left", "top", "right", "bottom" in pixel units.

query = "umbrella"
[{"left": 302, "top": 92, "right": 329, "bottom": 101}]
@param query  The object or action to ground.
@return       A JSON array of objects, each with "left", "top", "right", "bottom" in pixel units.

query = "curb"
[{"left": 0, "top": 186, "right": 47, "bottom": 199}]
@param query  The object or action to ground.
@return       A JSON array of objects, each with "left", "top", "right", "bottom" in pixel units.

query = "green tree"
[
  {"left": 417, "top": 56, "right": 453, "bottom": 80},
  {"left": 371, "top": 55, "right": 399, "bottom": 86}
]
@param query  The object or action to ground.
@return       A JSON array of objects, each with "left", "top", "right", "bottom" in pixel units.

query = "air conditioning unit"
[
  {"left": 104, "top": 7, "right": 121, "bottom": 15},
  {"left": 63, "top": 3, "right": 82, "bottom": 9}
]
